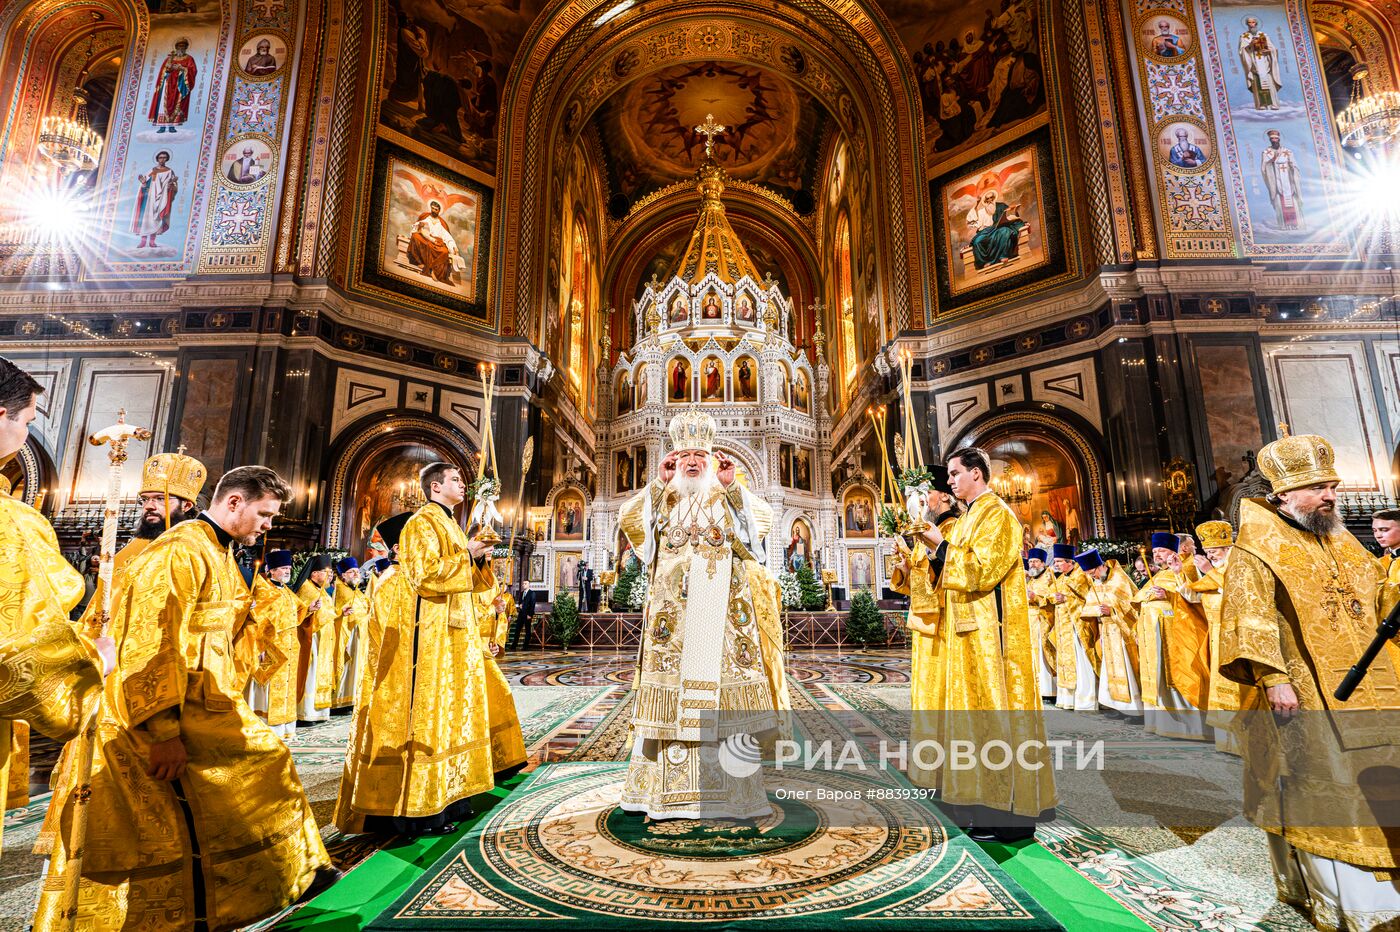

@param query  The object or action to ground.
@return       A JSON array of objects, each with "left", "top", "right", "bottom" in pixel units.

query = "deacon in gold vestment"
[
  {"left": 1023, "top": 548, "right": 1058, "bottom": 700},
  {"left": 1220, "top": 434, "right": 1400, "bottom": 932},
  {"left": 336, "top": 464, "right": 497, "bottom": 836},
  {"left": 246, "top": 550, "right": 301, "bottom": 739},
  {"left": 1133, "top": 533, "right": 1211, "bottom": 740},
  {"left": 36, "top": 466, "right": 333, "bottom": 932},
  {"left": 333, "top": 557, "right": 370, "bottom": 707},
  {"left": 618, "top": 410, "right": 788, "bottom": 820},
  {"left": 890, "top": 466, "right": 960, "bottom": 719},
  {"left": 914, "top": 447, "right": 1055, "bottom": 841},
  {"left": 476, "top": 586, "right": 526, "bottom": 775},
  {"left": 1183, "top": 521, "right": 1252, "bottom": 755},
  {"left": 1077, "top": 549, "right": 1142, "bottom": 717},
  {"left": 1050, "top": 544, "right": 1097, "bottom": 711}
]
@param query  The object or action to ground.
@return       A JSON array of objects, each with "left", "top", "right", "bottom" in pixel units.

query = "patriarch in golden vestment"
[
  {"left": 1183, "top": 521, "right": 1252, "bottom": 754},
  {"left": 245, "top": 549, "right": 301, "bottom": 740},
  {"left": 1374, "top": 509, "right": 1400, "bottom": 618},
  {"left": 333, "top": 556, "right": 370, "bottom": 707},
  {"left": 1023, "top": 547, "right": 1058, "bottom": 700},
  {"left": 0, "top": 359, "right": 111, "bottom": 853},
  {"left": 1050, "top": 543, "right": 1097, "bottom": 711},
  {"left": 294, "top": 554, "right": 337, "bottom": 723},
  {"left": 1220, "top": 433, "right": 1400, "bottom": 932},
  {"left": 1133, "top": 532, "right": 1212, "bottom": 740},
  {"left": 475, "top": 582, "right": 526, "bottom": 776},
  {"left": 335, "top": 461, "right": 497, "bottom": 836},
  {"left": 890, "top": 465, "right": 961, "bottom": 719},
  {"left": 35, "top": 466, "right": 335, "bottom": 932},
  {"left": 1076, "top": 548, "right": 1142, "bottom": 717},
  {"left": 911, "top": 447, "right": 1055, "bottom": 842},
  {"left": 617, "top": 410, "right": 789, "bottom": 820}
]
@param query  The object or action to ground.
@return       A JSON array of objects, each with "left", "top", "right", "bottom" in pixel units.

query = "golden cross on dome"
[
  {"left": 176, "top": 444, "right": 187, "bottom": 456},
  {"left": 1277, "top": 421, "right": 1290, "bottom": 438},
  {"left": 694, "top": 113, "right": 726, "bottom": 159}
]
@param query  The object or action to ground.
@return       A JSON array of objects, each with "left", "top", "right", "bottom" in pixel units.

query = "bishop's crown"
[
  {"left": 1257, "top": 429, "right": 1339, "bottom": 494},
  {"left": 668, "top": 409, "right": 716, "bottom": 453}
]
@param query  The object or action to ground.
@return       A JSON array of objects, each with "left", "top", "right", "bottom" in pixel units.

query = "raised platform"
[{"left": 532, "top": 611, "right": 909, "bottom": 650}]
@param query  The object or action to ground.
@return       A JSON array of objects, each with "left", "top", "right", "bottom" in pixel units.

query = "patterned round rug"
[{"left": 375, "top": 763, "right": 1061, "bottom": 930}]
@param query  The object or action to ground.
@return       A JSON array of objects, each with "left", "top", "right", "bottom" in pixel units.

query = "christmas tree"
[{"left": 796, "top": 563, "right": 826, "bottom": 610}]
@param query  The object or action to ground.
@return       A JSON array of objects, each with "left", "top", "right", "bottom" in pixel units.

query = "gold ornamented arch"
[{"left": 493, "top": 0, "right": 932, "bottom": 340}]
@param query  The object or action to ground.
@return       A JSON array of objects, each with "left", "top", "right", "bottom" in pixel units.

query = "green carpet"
[
  {"left": 976, "top": 838, "right": 1151, "bottom": 932},
  {"left": 364, "top": 762, "right": 1064, "bottom": 930},
  {"left": 277, "top": 774, "right": 527, "bottom": 932}
]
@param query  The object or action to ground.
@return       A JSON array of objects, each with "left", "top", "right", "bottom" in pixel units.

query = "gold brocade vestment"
[
  {"left": 617, "top": 477, "right": 788, "bottom": 819},
  {"left": 250, "top": 577, "right": 301, "bottom": 727},
  {"left": 1053, "top": 567, "right": 1094, "bottom": 687},
  {"left": 298, "top": 580, "right": 345, "bottom": 709},
  {"left": 1026, "top": 569, "right": 1058, "bottom": 672},
  {"left": 910, "top": 492, "right": 1056, "bottom": 818},
  {"left": 335, "top": 582, "right": 370, "bottom": 705},
  {"left": 35, "top": 519, "right": 329, "bottom": 932},
  {"left": 334, "top": 504, "right": 496, "bottom": 832},
  {"left": 1220, "top": 498, "right": 1400, "bottom": 870},
  {"left": 1083, "top": 564, "right": 1140, "bottom": 705},
  {"left": 889, "top": 517, "right": 958, "bottom": 712},
  {"left": 1190, "top": 561, "right": 1255, "bottom": 731},
  {"left": 474, "top": 585, "right": 526, "bottom": 773},
  {"left": 0, "top": 497, "right": 104, "bottom": 853}
]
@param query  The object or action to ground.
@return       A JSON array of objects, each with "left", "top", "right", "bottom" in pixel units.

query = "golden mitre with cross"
[
  {"left": 668, "top": 409, "right": 716, "bottom": 453},
  {"left": 1195, "top": 520, "right": 1234, "bottom": 549},
  {"left": 1257, "top": 424, "right": 1339, "bottom": 494},
  {"left": 142, "top": 447, "right": 208, "bottom": 503}
]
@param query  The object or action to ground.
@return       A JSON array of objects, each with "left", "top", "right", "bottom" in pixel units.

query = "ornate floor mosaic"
[
  {"left": 0, "top": 650, "right": 1316, "bottom": 932},
  {"left": 368, "top": 762, "right": 1062, "bottom": 931}
]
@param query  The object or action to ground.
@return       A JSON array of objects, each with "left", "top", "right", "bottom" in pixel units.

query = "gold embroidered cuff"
[{"left": 1258, "top": 672, "right": 1291, "bottom": 689}]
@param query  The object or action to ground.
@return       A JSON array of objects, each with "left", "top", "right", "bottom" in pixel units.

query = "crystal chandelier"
[
  {"left": 1336, "top": 66, "right": 1400, "bottom": 151},
  {"left": 38, "top": 25, "right": 104, "bottom": 174},
  {"left": 992, "top": 467, "right": 1035, "bottom": 505}
]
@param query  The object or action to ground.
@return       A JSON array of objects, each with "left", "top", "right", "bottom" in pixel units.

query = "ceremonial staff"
[{"left": 61, "top": 411, "right": 151, "bottom": 928}]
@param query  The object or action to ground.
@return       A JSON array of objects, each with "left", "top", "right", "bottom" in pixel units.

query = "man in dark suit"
[
  {"left": 577, "top": 559, "right": 595, "bottom": 612},
  {"left": 509, "top": 585, "right": 536, "bottom": 650}
]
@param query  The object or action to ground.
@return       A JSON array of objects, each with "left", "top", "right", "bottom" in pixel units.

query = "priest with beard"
[
  {"left": 74, "top": 450, "right": 207, "bottom": 633},
  {"left": 1221, "top": 432, "right": 1400, "bottom": 931},
  {"left": 617, "top": 410, "right": 789, "bottom": 819}
]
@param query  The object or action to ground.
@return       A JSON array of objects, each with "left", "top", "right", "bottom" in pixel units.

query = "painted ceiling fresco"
[
  {"left": 591, "top": 61, "right": 827, "bottom": 215},
  {"left": 877, "top": 0, "right": 1046, "bottom": 170},
  {"left": 378, "top": 0, "right": 542, "bottom": 176}
]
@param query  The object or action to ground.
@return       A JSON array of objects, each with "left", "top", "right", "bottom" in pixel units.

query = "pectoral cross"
[{"left": 694, "top": 113, "right": 726, "bottom": 159}]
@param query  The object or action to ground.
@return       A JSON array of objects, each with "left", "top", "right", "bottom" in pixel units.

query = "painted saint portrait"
[
  {"left": 634, "top": 364, "right": 648, "bottom": 406},
  {"left": 616, "top": 370, "right": 633, "bottom": 415},
  {"left": 615, "top": 449, "right": 634, "bottom": 493},
  {"left": 1140, "top": 15, "right": 1190, "bottom": 59},
  {"left": 701, "top": 357, "right": 724, "bottom": 401},
  {"left": 848, "top": 548, "right": 875, "bottom": 589},
  {"left": 554, "top": 491, "right": 585, "bottom": 541},
  {"left": 668, "top": 358, "right": 691, "bottom": 402},
  {"left": 843, "top": 488, "right": 875, "bottom": 538},
  {"left": 792, "top": 369, "right": 811, "bottom": 413},
  {"left": 785, "top": 518, "right": 814, "bottom": 572},
  {"left": 378, "top": 155, "right": 483, "bottom": 303},
  {"left": 701, "top": 291, "right": 722, "bottom": 320},
  {"left": 556, "top": 552, "right": 581, "bottom": 593},
  {"left": 794, "top": 447, "right": 812, "bottom": 491},
  {"left": 779, "top": 444, "right": 794, "bottom": 488},
  {"left": 735, "top": 293, "right": 756, "bottom": 322},
  {"left": 670, "top": 294, "right": 689, "bottom": 324},
  {"left": 942, "top": 144, "right": 1048, "bottom": 294},
  {"left": 239, "top": 34, "right": 286, "bottom": 77},
  {"left": 1157, "top": 122, "right": 1209, "bottom": 170},
  {"left": 148, "top": 36, "right": 199, "bottom": 132},
  {"left": 220, "top": 137, "right": 274, "bottom": 187},
  {"left": 733, "top": 357, "right": 757, "bottom": 402}
]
